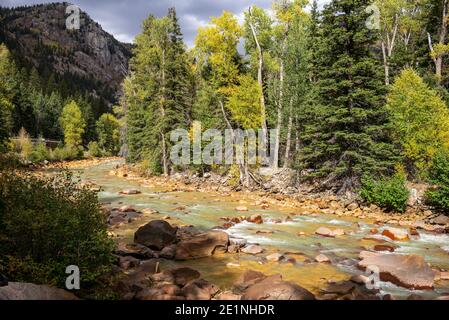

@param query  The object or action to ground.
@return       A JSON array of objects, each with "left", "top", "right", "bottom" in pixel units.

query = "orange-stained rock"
[
  {"left": 381, "top": 228, "right": 409, "bottom": 241},
  {"left": 248, "top": 214, "right": 263, "bottom": 224}
]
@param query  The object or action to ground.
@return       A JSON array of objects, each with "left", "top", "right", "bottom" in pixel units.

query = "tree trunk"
[
  {"left": 248, "top": 6, "right": 268, "bottom": 156},
  {"left": 428, "top": 0, "right": 448, "bottom": 83},
  {"left": 435, "top": 0, "right": 448, "bottom": 81},
  {"left": 438, "top": 0, "right": 448, "bottom": 81},
  {"left": 273, "top": 59, "right": 284, "bottom": 169},
  {"left": 381, "top": 14, "right": 398, "bottom": 86},
  {"left": 381, "top": 41, "right": 390, "bottom": 86},
  {"left": 294, "top": 115, "right": 300, "bottom": 155},
  {"left": 160, "top": 48, "right": 167, "bottom": 174},
  {"left": 160, "top": 131, "right": 168, "bottom": 176},
  {"left": 283, "top": 98, "right": 293, "bottom": 169}
]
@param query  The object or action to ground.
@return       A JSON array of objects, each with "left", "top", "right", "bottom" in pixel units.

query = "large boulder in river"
[
  {"left": 358, "top": 253, "right": 434, "bottom": 289},
  {"left": 134, "top": 220, "right": 177, "bottom": 250},
  {"left": 175, "top": 231, "right": 229, "bottom": 260},
  {"left": 241, "top": 274, "right": 315, "bottom": 300},
  {"left": 0, "top": 283, "right": 79, "bottom": 300}
]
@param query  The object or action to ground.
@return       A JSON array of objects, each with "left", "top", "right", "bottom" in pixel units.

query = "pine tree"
[
  {"left": 125, "top": 8, "right": 192, "bottom": 174},
  {"left": 299, "top": 0, "right": 398, "bottom": 193},
  {"left": 96, "top": 113, "right": 120, "bottom": 156},
  {"left": 308, "top": 0, "right": 320, "bottom": 83}
]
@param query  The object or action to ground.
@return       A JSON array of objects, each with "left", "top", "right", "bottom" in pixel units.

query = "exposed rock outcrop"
[{"left": 0, "top": 3, "right": 131, "bottom": 103}]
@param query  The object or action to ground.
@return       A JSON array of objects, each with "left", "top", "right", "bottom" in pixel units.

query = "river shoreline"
[
  {"left": 102, "top": 159, "right": 448, "bottom": 234},
  {"left": 40, "top": 157, "right": 449, "bottom": 300}
]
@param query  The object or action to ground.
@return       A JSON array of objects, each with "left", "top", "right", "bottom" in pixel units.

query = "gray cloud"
[{"left": 1, "top": 0, "right": 328, "bottom": 46}]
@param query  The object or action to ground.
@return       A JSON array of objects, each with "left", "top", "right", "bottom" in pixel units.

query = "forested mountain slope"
[{"left": 0, "top": 2, "right": 131, "bottom": 106}]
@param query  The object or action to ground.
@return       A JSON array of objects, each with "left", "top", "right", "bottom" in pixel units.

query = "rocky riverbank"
[
  {"left": 108, "top": 163, "right": 449, "bottom": 234},
  {"left": 40, "top": 157, "right": 123, "bottom": 170},
  {"left": 101, "top": 162, "right": 449, "bottom": 300},
  {"left": 4, "top": 159, "right": 448, "bottom": 300},
  {"left": 106, "top": 212, "right": 449, "bottom": 300}
]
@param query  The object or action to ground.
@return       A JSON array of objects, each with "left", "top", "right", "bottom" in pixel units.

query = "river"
[{"left": 70, "top": 159, "right": 449, "bottom": 299}]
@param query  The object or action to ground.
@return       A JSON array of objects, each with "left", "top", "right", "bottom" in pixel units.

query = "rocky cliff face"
[{"left": 0, "top": 2, "right": 132, "bottom": 103}]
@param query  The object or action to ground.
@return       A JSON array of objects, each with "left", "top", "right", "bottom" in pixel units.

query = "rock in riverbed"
[
  {"left": 116, "top": 243, "right": 156, "bottom": 259},
  {"left": 120, "top": 189, "right": 141, "bottom": 195},
  {"left": 315, "top": 254, "right": 331, "bottom": 263},
  {"left": 315, "top": 227, "right": 345, "bottom": 238},
  {"left": 381, "top": 228, "right": 409, "bottom": 241},
  {"left": 175, "top": 231, "right": 229, "bottom": 260},
  {"left": 358, "top": 253, "right": 434, "bottom": 289},
  {"left": 241, "top": 245, "right": 264, "bottom": 255},
  {"left": 229, "top": 237, "right": 247, "bottom": 247},
  {"left": 432, "top": 215, "right": 449, "bottom": 226},
  {"left": 238, "top": 271, "right": 315, "bottom": 300},
  {"left": 248, "top": 214, "right": 263, "bottom": 224},
  {"left": 134, "top": 220, "right": 178, "bottom": 250},
  {"left": 119, "top": 256, "right": 140, "bottom": 270},
  {"left": 266, "top": 253, "right": 284, "bottom": 262},
  {"left": 182, "top": 279, "right": 220, "bottom": 300},
  {"left": 373, "top": 244, "right": 397, "bottom": 252},
  {"left": 155, "top": 267, "right": 201, "bottom": 287}
]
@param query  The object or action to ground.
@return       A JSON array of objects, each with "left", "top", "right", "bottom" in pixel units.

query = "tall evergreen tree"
[
  {"left": 125, "top": 8, "right": 192, "bottom": 174},
  {"left": 299, "top": 0, "right": 398, "bottom": 193}
]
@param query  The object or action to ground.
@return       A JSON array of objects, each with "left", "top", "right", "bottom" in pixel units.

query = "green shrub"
[
  {"left": 0, "top": 153, "right": 22, "bottom": 170},
  {"left": 51, "top": 147, "right": 66, "bottom": 162},
  {"left": 360, "top": 172, "right": 410, "bottom": 213},
  {"left": 51, "top": 146, "right": 82, "bottom": 162},
  {"left": 28, "top": 140, "right": 50, "bottom": 163},
  {"left": 0, "top": 170, "right": 114, "bottom": 289},
  {"left": 87, "top": 141, "right": 103, "bottom": 158},
  {"left": 425, "top": 152, "right": 449, "bottom": 214}
]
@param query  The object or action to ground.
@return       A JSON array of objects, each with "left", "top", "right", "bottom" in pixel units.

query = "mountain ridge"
[{"left": 0, "top": 2, "right": 132, "bottom": 105}]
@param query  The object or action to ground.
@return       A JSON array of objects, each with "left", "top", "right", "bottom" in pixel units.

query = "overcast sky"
[{"left": 1, "top": 0, "right": 327, "bottom": 46}]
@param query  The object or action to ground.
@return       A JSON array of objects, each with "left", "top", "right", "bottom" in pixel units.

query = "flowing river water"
[{"left": 68, "top": 160, "right": 449, "bottom": 299}]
